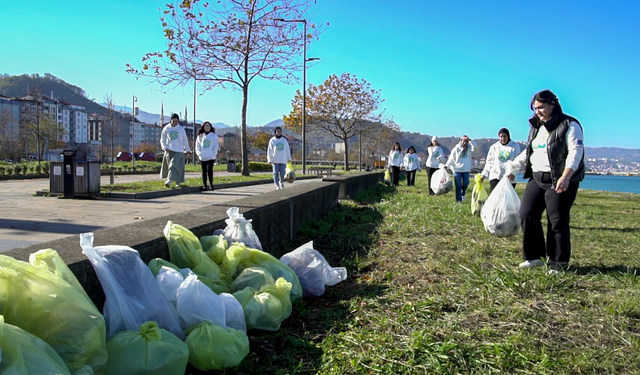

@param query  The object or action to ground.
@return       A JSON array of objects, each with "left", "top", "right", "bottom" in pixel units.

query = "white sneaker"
[
  {"left": 519, "top": 259, "right": 545, "bottom": 268},
  {"left": 275, "top": 185, "right": 280, "bottom": 190},
  {"left": 461, "top": 196, "right": 466, "bottom": 202}
]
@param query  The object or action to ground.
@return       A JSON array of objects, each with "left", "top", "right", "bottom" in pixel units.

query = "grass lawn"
[
  {"left": 100, "top": 174, "right": 275, "bottom": 193},
  {"left": 224, "top": 173, "right": 640, "bottom": 374}
]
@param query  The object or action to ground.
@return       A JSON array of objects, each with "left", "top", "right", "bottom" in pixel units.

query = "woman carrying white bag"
[{"left": 430, "top": 164, "right": 453, "bottom": 195}]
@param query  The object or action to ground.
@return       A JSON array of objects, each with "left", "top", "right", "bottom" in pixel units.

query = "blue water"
[{"left": 516, "top": 174, "right": 640, "bottom": 195}]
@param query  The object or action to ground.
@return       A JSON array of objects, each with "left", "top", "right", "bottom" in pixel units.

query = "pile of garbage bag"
[{"left": 0, "top": 205, "right": 349, "bottom": 373}]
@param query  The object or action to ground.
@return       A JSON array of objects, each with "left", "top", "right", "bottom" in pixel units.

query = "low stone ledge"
[{"left": 323, "top": 171, "right": 384, "bottom": 199}]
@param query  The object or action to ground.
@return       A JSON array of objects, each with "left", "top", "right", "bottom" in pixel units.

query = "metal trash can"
[{"left": 227, "top": 160, "right": 236, "bottom": 172}]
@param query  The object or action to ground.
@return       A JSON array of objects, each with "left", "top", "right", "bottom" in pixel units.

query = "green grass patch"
[
  {"left": 101, "top": 174, "right": 275, "bottom": 193},
  {"left": 212, "top": 173, "right": 640, "bottom": 375}
]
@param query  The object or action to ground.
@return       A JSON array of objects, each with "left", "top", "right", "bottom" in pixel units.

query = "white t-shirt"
[
  {"left": 196, "top": 132, "right": 220, "bottom": 162},
  {"left": 267, "top": 136, "right": 292, "bottom": 164},
  {"left": 403, "top": 153, "right": 421, "bottom": 171},
  {"left": 512, "top": 121, "right": 584, "bottom": 173},
  {"left": 482, "top": 140, "right": 521, "bottom": 180},
  {"left": 388, "top": 150, "right": 403, "bottom": 167}
]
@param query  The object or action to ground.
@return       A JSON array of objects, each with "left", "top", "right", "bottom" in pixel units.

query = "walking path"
[{"left": 0, "top": 171, "right": 314, "bottom": 252}]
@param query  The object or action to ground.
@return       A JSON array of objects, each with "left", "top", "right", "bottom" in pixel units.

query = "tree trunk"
[
  {"left": 240, "top": 85, "right": 250, "bottom": 176},
  {"left": 343, "top": 139, "right": 349, "bottom": 171}
]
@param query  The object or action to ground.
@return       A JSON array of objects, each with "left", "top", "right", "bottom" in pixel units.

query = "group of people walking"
[
  {"left": 388, "top": 89, "right": 585, "bottom": 272},
  {"left": 160, "top": 115, "right": 291, "bottom": 191}
]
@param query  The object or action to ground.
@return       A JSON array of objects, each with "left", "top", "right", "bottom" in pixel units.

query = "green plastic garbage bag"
[
  {"left": 148, "top": 258, "right": 182, "bottom": 277},
  {"left": 105, "top": 321, "right": 189, "bottom": 375},
  {"left": 163, "top": 221, "right": 231, "bottom": 293},
  {"left": 29, "top": 248, "right": 94, "bottom": 307},
  {"left": 471, "top": 174, "right": 489, "bottom": 216},
  {"left": 0, "top": 315, "right": 71, "bottom": 375},
  {"left": 229, "top": 267, "right": 275, "bottom": 293},
  {"left": 0, "top": 255, "right": 107, "bottom": 375},
  {"left": 200, "top": 234, "right": 228, "bottom": 264},
  {"left": 185, "top": 322, "right": 249, "bottom": 371},
  {"left": 223, "top": 242, "right": 302, "bottom": 300},
  {"left": 384, "top": 168, "right": 392, "bottom": 185},
  {"left": 232, "top": 277, "right": 293, "bottom": 331}
]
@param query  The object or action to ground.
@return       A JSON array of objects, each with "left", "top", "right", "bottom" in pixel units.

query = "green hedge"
[{"left": 234, "top": 162, "right": 271, "bottom": 172}]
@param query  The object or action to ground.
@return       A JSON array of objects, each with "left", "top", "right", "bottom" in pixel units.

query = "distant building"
[{"left": 334, "top": 142, "right": 345, "bottom": 154}]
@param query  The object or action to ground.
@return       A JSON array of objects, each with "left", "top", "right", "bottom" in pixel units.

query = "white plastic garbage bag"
[
  {"left": 431, "top": 166, "right": 453, "bottom": 195},
  {"left": 218, "top": 293, "right": 247, "bottom": 333},
  {"left": 481, "top": 176, "right": 521, "bottom": 237},
  {"left": 176, "top": 275, "right": 227, "bottom": 332},
  {"left": 280, "top": 241, "right": 348, "bottom": 297},
  {"left": 156, "top": 266, "right": 195, "bottom": 305},
  {"left": 81, "top": 233, "right": 184, "bottom": 340},
  {"left": 221, "top": 207, "right": 263, "bottom": 250}
]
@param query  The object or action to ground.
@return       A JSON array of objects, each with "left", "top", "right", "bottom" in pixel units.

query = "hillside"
[{"left": 0, "top": 73, "right": 106, "bottom": 114}]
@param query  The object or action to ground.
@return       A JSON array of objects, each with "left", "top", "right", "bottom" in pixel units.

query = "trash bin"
[
  {"left": 227, "top": 160, "right": 236, "bottom": 172},
  {"left": 49, "top": 150, "right": 101, "bottom": 198},
  {"left": 73, "top": 161, "right": 101, "bottom": 197}
]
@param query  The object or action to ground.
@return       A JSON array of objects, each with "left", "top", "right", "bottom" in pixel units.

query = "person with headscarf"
[
  {"left": 481, "top": 127, "right": 521, "bottom": 192},
  {"left": 267, "top": 126, "right": 292, "bottom": 190},
  {"left": 506, "top": 89, "right": 585, "bottom": 272},
  {"left": 425, "top": 136, "right": 444, "bottom": 195},
  {"left": 160, "top": 113, "right": 191, "bottom": 188},
  {"left": 445, "top": 135, "right": 477, "bottom": 202},
  {"left": 195, "top": 121, "right": 219, "bottom": 191}
]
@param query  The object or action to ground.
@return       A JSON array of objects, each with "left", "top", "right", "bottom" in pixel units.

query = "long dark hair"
[
  {"left": 197, "top": 121, "right": 215, "bottom": 136},
  {"left": 392, "top": 142, "right": 402, "bottom": 152},
  {"left": 407, "top": 146, "right": 416, "bottom": 154},
  {"left": 530, "top": 90, "right": 563, "bottom": 116}
]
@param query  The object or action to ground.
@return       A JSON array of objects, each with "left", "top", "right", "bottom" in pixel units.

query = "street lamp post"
[
  {"left": 131, "top": 95, "right": 137, "bottom": 167},
  {"left": 275, "top": 18, "right": 319, "bottom": 175}
]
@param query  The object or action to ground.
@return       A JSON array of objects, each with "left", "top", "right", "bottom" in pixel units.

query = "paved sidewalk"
[{"left": 0, "top": 171, "right": 313, "bottom": 252}]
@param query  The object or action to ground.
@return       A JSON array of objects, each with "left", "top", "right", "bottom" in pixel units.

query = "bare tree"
[
  {"left": 362, "top": 119, "right": 401, "bottom": 168},
  {"left": 127, "top": 0, "right": 324, "bottom": 176},
  {"left": 19, "top": 87, "right": 65, "bottom": 163},
  {"left": 284, "top": 73, "right": 384, "bottom": 170},
  {"left": 101, "top": 93, "right": 122, "bottom": 165}
]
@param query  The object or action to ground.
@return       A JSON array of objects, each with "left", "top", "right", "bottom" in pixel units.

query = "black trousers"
[
  {"left": 391, "top": 166, "right": 400, "bottom": 186},
  {"left": 520, "top": 172, "right": 579, "bottom": 263},
  {"left": 489, "top": 178, "right": 516, "bottom": 193},
  {"left": 426, "top": 167, "right": 438, "bottom": 195},
  {"left": 406, "top": 170, "right": 417, "bottom": 186},
  {"left": 201, "top": 160, "right": 214, "bottom": 186}
]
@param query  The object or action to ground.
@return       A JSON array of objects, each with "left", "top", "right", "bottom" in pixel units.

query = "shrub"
[
  {"left": 235, "top": 162, "right": 271, "bottom": 172},
  {"left": 0, "top": 166, "right": 5, "bottom": 175}
]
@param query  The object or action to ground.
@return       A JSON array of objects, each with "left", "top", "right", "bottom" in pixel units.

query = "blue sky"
[{"left": 2, "top": 0, "right": 639, "bottom": 148}]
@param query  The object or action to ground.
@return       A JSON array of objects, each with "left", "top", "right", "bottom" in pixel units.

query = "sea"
[{"left": 516, "top": 174, "right": 640, "bottom": 195}]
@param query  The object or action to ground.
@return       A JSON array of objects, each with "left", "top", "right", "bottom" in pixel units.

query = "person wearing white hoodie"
[
  {"left": 480, "top": 127, "right": 521, "bottom": 192},
  {"left": 446, "top": 135, "right": 477, "bottom": 202},
  {"left": 195, "top": 121, "right": 220, "bottom": 191},
  {"left": 425, "top": 136, "right": 444, "bottom": 195},
  {"left": 403, "top": 146, "right": 421, "bottom": 186},
  {"left": 267, "top": 127, "right": 292, "bottom": 189},
  {"left": 160, "top": 113, "right": 192, "bottom": 188},
  {"left": 388, "top": 142, "right": 403, "bottom": 186}
]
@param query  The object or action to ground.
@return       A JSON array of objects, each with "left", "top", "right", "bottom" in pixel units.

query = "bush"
[
  {"left": 235, "top": 162, "right": 271, "bottom": 172},
  {"left": 0, "top": 166, "right": 5, "bottom": 175}
]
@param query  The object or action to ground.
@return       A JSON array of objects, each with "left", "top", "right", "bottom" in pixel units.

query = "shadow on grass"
[
  {"left": 189, "top": 183, "right": 394, "bottom": 374},
  {"left": 572, "top": 264, "right": 640, "bottom": 276},
  {"left": 573, "top": 226, "right": 640, "bottom": 233}
]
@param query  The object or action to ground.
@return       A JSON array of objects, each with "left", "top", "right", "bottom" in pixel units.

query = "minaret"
[
  {"left": 184, "top": 105, "right": 188, "bottom": 125},
  {"left": 160, "top": 101, "right": 164, "bottom": 126}
]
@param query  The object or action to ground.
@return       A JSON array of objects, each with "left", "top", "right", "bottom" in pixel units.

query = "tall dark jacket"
[{"left": 523, "top": 113, "right": 585, "bottom": 185}]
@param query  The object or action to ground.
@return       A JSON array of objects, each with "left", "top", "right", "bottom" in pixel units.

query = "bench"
[{"left": 308, "top": 168, "right": 333, "bottom": 177}]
